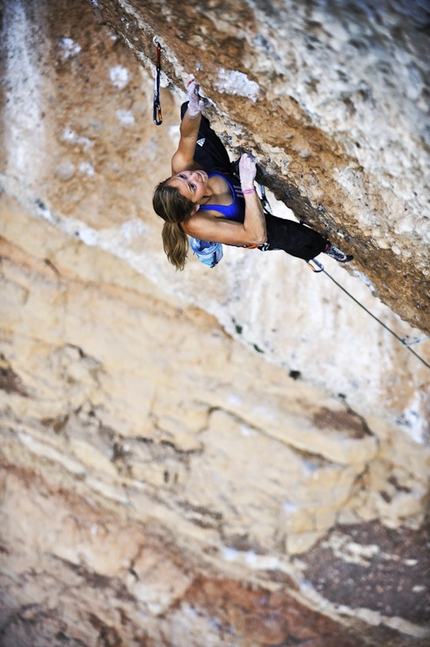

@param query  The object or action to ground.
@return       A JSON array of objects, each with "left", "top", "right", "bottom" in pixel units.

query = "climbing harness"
[{"left": 153, "top": 38, "right": 163, "bottom": 126}]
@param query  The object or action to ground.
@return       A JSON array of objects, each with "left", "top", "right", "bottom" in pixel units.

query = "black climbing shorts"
[
  {"left": 181, "top": 102, "right": 233, "bottom": 174},
  {"left": 263, "top": 214, "right": 328, "bottom": 261}
]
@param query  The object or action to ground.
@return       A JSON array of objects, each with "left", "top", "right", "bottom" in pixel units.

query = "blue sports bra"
[{"left": 198, "top": 172, "right": 245, "bottom": 223}]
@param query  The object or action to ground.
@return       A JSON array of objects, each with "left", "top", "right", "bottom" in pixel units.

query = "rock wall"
[
  {"left": 0, "top": 1, "right": 429, "bottom": 646},
  {"left": 91, "top": 0, "right": 430, "bottom": 334}
]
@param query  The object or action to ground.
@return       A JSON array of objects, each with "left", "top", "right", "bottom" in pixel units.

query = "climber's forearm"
[
  {"left": 171, "top": 80, "right": 205, "bottom": 173},
  {"left": 171, "top": 111, "right": 202, "bottom": 173},
  {"left": 242, "top": 191, "right": 267, "bottom": 244}
]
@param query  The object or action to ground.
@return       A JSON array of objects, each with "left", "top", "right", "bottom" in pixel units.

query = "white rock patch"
[
  {"left": 109, "top": 65, "right": 130, "bottom": 90},
  {"left": 215, "top": 69, "right": 260, "bottom": 102}
]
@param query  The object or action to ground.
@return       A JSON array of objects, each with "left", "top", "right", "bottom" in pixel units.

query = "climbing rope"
[
  {"left": 254, "top": 187, "right": 429, "bottom": 642},
  {"left": 257, "top": 185, "right": 429, "bottom": 371},
  {"left": 319, "top": 265, "right": 430, "bottom": 371}
]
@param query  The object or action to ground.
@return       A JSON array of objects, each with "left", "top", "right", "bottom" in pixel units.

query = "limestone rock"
[
  {"left": 93, "top": 0, "right": 430, "bottom": 334},
  {"left": 1, "top": 1, "right": 430, "bottom": 646}
]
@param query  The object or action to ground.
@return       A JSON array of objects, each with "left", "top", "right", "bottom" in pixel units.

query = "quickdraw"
[
  {"left": 401, "top": 335, "right": 428, "bottom": 347},
  {"left": 153, "top": 38, "right": 163, "bottom": 125}
]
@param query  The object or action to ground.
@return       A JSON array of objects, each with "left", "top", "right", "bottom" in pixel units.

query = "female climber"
[{"left": 153, "top": 79, "right": 353, "bottom": 271}]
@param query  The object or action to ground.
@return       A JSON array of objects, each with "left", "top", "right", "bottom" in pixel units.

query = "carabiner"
[
  {"left": 153, "top": 39, "right": 163, "bottom": 125},
  {"left": 402, "top": 335, "right": 428, "bottom": 347},
  {"left": 307, "top": 258, "right": 324, "bottom": 273}
]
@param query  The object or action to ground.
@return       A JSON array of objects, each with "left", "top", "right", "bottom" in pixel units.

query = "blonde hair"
[{"left": 153, "top": 179, "right": 195, "bottom": 270}]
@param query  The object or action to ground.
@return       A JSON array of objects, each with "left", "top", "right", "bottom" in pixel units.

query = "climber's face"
[{"left": 168, "top": 169, "right": 208, "bottom": 204}]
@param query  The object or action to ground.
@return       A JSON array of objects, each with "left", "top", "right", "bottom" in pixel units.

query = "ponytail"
[
  {"left": 162, "top": 221, "right": 189, "bottom": 271},
  {"left": 153, "top": 179, "right": 195, "bottom": 271}
]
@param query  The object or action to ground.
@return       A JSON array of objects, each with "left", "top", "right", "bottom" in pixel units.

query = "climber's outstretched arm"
[{"left": 171, "top": 80, "right": 206, "bottom": 174}]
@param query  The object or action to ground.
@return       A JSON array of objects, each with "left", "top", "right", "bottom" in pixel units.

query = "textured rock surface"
[
  {"left": 92, "top": 0, "right": 430, "bottom": 334},
  {"left": 0, "top": 0, "right": 430, "bottom": 646}
]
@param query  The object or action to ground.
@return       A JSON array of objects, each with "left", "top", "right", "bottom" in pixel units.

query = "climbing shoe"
[{"left": 324, "top": 244, "right": 353, "bottom": 263}]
